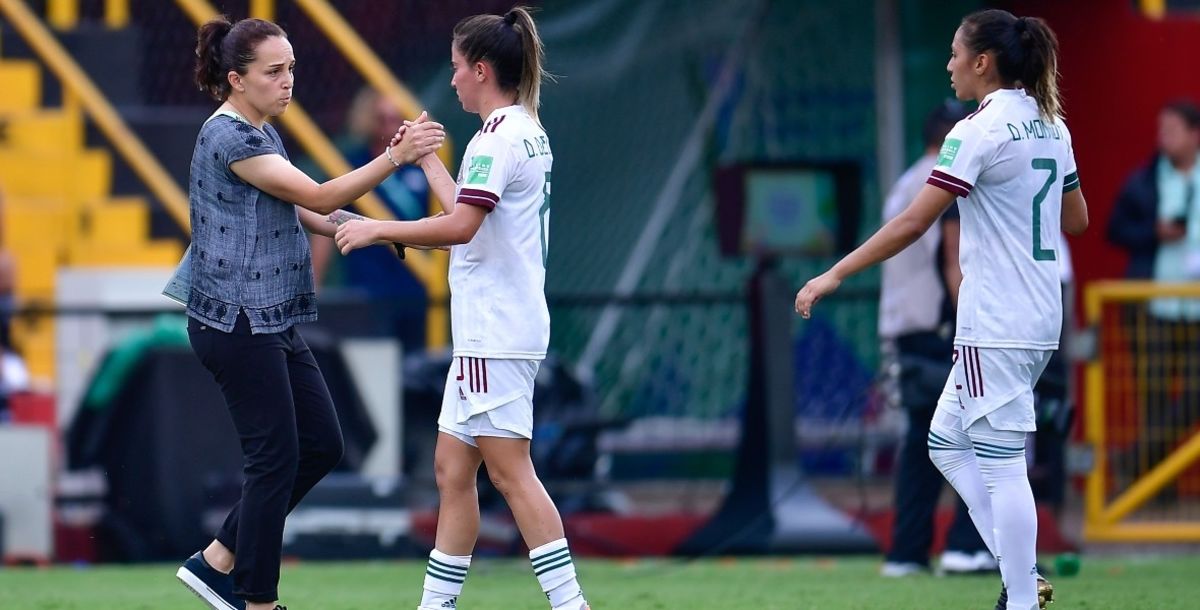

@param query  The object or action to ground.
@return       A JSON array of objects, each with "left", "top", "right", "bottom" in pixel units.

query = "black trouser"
[
  {"left": 886, "top": 332, "right": 987, "bottom": 566},
  {"left": 1030, "top": 344, "right": 1072, "bottom": 511},
  {"left": 188, "top": 313, "right": 344, "bottom": 603}
]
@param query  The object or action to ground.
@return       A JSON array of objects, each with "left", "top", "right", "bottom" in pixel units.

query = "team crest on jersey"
[
  {"left": 936, "top": 138, "right": 961, "bottom": 167},
  {"left": 467, "top": 155, "right": 493, "bottom": 184}
]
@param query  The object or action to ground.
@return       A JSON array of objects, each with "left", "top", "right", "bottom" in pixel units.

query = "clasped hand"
[{"left": 388, "top": 110, "right": 445, "bottom": 164}]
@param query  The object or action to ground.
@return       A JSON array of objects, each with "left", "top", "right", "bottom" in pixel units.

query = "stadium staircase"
[{"left": 0, "top": 51, "right": 181, "bottom": 384}]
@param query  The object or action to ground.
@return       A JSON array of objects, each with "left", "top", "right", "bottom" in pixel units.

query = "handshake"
[
  {"left": 386, "top": 110, "right": 444, "bottom": 166},
  {"left": 326, "top": 209, "right": 447, "bottom": 259}
]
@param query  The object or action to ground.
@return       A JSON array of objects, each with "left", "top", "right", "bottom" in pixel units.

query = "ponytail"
[
  {"left": 961, "top": 9, "right": 1063, "bottom": 121},
  {"left": 194, "top": 16, "right": 233, "bottom": 101},
  {"left": 454, "top": 6, "right": 553, "bottom": 126},
  {"left": 506, "top": 7, "right": 550, "bottom": 124},
  {"left": 193, "top": 16, "right": 287, "bottom": 102},
  {"left": 1016, "top": 17, "right": 1062, "bottom": 121}
]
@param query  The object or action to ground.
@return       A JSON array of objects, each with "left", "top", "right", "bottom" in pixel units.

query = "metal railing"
[{"left": 1084, "top": 280, "right": 1200, "bottom": 541}]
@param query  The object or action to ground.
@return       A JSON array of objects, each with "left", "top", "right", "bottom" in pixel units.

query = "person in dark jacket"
[{"left": 1108, "top": 100, "right": 1200, "bottom": 279}]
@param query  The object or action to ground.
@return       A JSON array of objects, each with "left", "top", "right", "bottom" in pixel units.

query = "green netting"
[{"left": 418, "top": 0, "right": 884, "bottom": 420}]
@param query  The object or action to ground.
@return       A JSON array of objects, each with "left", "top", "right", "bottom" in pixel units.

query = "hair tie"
[
  {"left": 503, "top": 11, "right": 518, "bottom": 26},
  {"left": 1014, "top": 16, "right": 1028, "bottom": 34}
]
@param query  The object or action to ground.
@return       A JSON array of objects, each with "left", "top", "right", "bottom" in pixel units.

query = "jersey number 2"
[
  {"left": 1031, "top": 158, "right": 1057, "bottom": 262},
  {"left": 539, "top": 171, "right": 551, "bottom": 267}
]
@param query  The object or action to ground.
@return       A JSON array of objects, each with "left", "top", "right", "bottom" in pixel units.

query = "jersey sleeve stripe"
[
  {"left": 927, "top": 170, "right": 972, "bottom": 198},
  {"left": 457, "top": 188, "right": 499, "bottom": 210},
  {"left": 1062, "top": 171, "right": 1080, "bottom": 193},
  {"left": 931, "top": 169, "right": 973, "bottom": 191}
]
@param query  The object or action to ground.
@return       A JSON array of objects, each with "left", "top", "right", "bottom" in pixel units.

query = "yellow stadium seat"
[
  {"left": 0, "top": 109, "right": 83, "bottom": 154},
  {"left": 12, "top": 245, "right": 60, "bottom": 299},
  {"left": 0, "top": 60, "right": 41, "bottom": 112},
  {"left": 67, "top": 151, "right": 113, "bottom": 205},
  {"left": 78, "top": 197, "right": 149, "bottom": 245},
  {"left": 4, "top": 197, "right": 70, "bottom": 248}
]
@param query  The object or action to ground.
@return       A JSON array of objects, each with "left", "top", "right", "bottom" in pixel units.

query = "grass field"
[{"left": 2, "top": 555, "right": 1198, "bottom": 609}]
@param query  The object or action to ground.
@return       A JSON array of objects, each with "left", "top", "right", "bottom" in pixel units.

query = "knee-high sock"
[
  {"left": 928, "top": 418, "right": 998, "bottom": 558},
  {"left": 970, "top": 422, "right": 1037, "bottom": 610}
]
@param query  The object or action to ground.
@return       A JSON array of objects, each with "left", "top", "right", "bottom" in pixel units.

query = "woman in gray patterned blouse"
[{"left": 173, "top": 15, "right": 444, "bottom": 610}]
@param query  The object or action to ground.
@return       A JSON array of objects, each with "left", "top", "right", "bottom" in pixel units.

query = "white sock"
[
  {"left": 529, "top": 539, "right": 585, "bottom": 610},
  {"left": 421, "top": 549, "right": 470, "bottom": 609},
  {"left": 928, "top": 419, "right": 998, "bottom": 557},
  {"left": 970, "top": 424, "right": 1037, "bottom": 610}
]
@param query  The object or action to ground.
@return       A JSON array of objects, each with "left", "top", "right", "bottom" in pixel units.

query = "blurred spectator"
[
  {"left": 0, "top": 187, "right": 26, "bottom": 419},
  {"left": 878, "top": 101, "right": 993, "bottom": 577},
  {"left": 300, "top": 87, "right": 431, "bottom": 349},
  {"left": 1108, "top": 100, "right": 1200, "bottom": 280},
  {"left": 1107, "top": 100, "right": 1200, "bottom": 472}
]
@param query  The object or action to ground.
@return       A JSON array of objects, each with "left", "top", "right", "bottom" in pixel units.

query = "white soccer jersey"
[
  {"left": 927, "top": 88, "right": 1080, "bottom": 350},
  {"left": 450, "top": 105, "right": 553, "bottom": 359}
]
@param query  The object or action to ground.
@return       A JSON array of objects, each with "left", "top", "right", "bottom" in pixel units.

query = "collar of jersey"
[
  {"left": 482, "top": 104, "right": 525, "bottom": 126},
  {"left": 981, "top": 87, "right": 1028, "bottom": 104}
]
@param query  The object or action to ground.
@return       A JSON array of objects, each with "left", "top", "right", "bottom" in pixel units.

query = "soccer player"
[
  {"left": 175, "top": 15, "right": 443, "bottom": 610},
  {"left": 879, "top": 100, "right": 996, "bottom": 578},
  {"left": 335, "top": 7, "right": 589, "bottom": 610},
  {"left": 795, "top": 9, "right": 1087, "bottom": 610}
]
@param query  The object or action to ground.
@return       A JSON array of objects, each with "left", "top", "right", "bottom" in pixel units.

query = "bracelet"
[{"left": 385, "top": 145, "right": 401, "bottom": 168}]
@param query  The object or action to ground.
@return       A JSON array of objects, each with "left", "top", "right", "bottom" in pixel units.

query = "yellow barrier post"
[
  {"left": 1084, "top": 280, "right": 1200, "bottom": 542},
  {"left": 1083, "top": 282, "right": 1111, "bottom": 536},
  {"left": 1103, "top": 432, "right": 1200, "bottom": 524}
]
